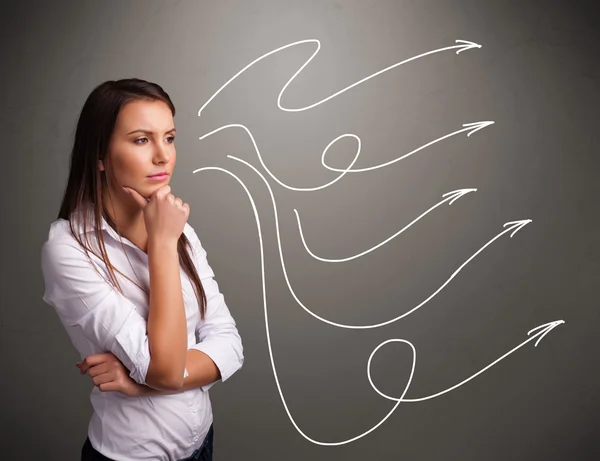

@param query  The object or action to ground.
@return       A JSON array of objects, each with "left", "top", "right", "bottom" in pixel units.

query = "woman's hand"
[
  {"left": 123, "top": 184, "right": 190, "bottom": 245},
  {"left": 77, "top": 353, "right": 142, "bottom": 397}
]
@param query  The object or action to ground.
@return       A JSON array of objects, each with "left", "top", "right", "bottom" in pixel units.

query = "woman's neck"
[{"left": 102, "top": 186, "right": 148, "bottom": 253}]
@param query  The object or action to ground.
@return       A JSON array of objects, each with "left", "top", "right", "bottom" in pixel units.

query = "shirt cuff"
[{"left": 112, "top": 306, "right": 150, "bottom": 385}]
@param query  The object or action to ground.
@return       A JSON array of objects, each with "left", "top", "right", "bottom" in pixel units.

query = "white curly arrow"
[
  {"left": 198, "top": 39, "right": 481, "bottom": 115},
  {"left": 382, "top": 320, "right": 565, "bottom": 403}
]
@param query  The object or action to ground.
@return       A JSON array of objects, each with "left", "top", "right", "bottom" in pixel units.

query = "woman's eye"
[{"left": 134, "top": 136, "right": 175, "bottom": 145}]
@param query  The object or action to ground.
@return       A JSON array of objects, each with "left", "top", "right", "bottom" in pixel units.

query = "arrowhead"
[
  {"left": 527, "top": 320, "right": 565, "bottom": 347},
  {"left": 503, "top": 219, "right": 532, "bottom": 238},
  {"left": 455, "top": 39, "right": 482, "bottom": 54},
  {"left": 463, "top": 121, "right": 495, "bottom": 137},
  {"left": 442, "top": 188, "right": 477, "bottom": 205}
]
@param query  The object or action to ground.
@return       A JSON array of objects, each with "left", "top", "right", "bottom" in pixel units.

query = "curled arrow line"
[
  {"left": 198, "top": 39, "right": 481, "bottom": 116},
  {"left": 199, "top": 120, "right": 493, "bottom": 192},
  {"left": 390, "top": 320, "right": 565, "bottom": 403}
]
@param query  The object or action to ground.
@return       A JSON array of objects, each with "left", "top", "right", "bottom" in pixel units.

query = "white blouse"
[{"left": 40, "top": 207, "right": 244, "bottom": 460}]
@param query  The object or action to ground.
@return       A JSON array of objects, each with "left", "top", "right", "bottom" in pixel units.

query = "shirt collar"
[
  {"left": 67, "top": 205, "right": 191, "bottom": 251},
  {"left": 68, "top": 206, "right": 141, "bottom": 252},
  {"left": 69, "top": 206, "right": 110, "bottom": 235}
]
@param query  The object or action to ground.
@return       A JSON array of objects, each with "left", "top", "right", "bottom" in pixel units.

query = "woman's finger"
[
  {"left": 123, "top": 186, "right": 150, "bottom": 207},
  {"left": 86, "top": 362, "right": 111, "bottom": 378},
  {"left": 97, "top": 381, "right": 121, "bottom": 393},
  {"left": 91, "top": 370, "right": 114, "bottom": 387}
]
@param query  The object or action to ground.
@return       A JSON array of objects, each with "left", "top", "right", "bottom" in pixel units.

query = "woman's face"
[{"left": 100, "top": 99, "right": 176, "bottom": 202}]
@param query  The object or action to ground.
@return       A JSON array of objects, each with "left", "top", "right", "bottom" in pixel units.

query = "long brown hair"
[{"left": 57, "top": 78, "right": 207, "bottom": 320}]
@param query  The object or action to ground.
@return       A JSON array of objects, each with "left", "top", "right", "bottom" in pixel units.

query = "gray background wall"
[{"left": 1, "top": 1, "right": 598, "bottom": 460}]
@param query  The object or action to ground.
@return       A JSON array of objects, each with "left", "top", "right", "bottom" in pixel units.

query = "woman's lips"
[{"left": 147, "top": 173, "right": 168, "bottom": 180}]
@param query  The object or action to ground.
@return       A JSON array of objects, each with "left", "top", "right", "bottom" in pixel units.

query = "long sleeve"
[
  {"left": 41, "top": 239, "right": 152, "bottom": 385},
  {"left": 186, "top": 227, "right": 244, "bottom": 392}
]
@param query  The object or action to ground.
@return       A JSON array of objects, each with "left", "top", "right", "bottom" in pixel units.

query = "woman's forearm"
[
  {"left": 145, "top": 238, "right": 187, "bottom": 390},
  {"left": 135, "top": 383, "right": 179, "bottom": 396},
  {"left": 136, "top": 349, "right": 220, "bottom": 396}
]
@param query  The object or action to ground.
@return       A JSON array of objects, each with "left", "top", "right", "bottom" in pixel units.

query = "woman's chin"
[{"left": 144, "top": 180, "right": 170, "bottom": 197}]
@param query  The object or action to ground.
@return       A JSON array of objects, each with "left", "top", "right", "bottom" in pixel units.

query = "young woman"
[{"left": 40, "top": 78, "right": 244, "bottom": 461}]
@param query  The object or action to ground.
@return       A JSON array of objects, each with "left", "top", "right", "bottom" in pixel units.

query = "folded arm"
[
  {"left": 42, "top": 225, "right": 243, "bottom": 396},
  {"left": 41, "top": 240, "right": 178, "bottom": 391}
]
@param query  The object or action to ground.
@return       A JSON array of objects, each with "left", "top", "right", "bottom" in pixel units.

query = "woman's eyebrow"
[{"left": 126, "top": 128, "right": 176, "bottom": 135}]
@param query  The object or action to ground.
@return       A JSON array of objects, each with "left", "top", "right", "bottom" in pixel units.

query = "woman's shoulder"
[
  {"left": 44, "top": 206, "right": 96, "bottom": 245},
  {"left": 41, "top": 218, "right": 88, "bottom": 263},
  {"left": 43, "top": 218, "right": 80, "bottom": 247}
]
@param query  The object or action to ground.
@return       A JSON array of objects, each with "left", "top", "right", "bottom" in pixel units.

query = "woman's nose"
[{"left": 154, "top": 146, "right": 171, "bottom": 164}]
